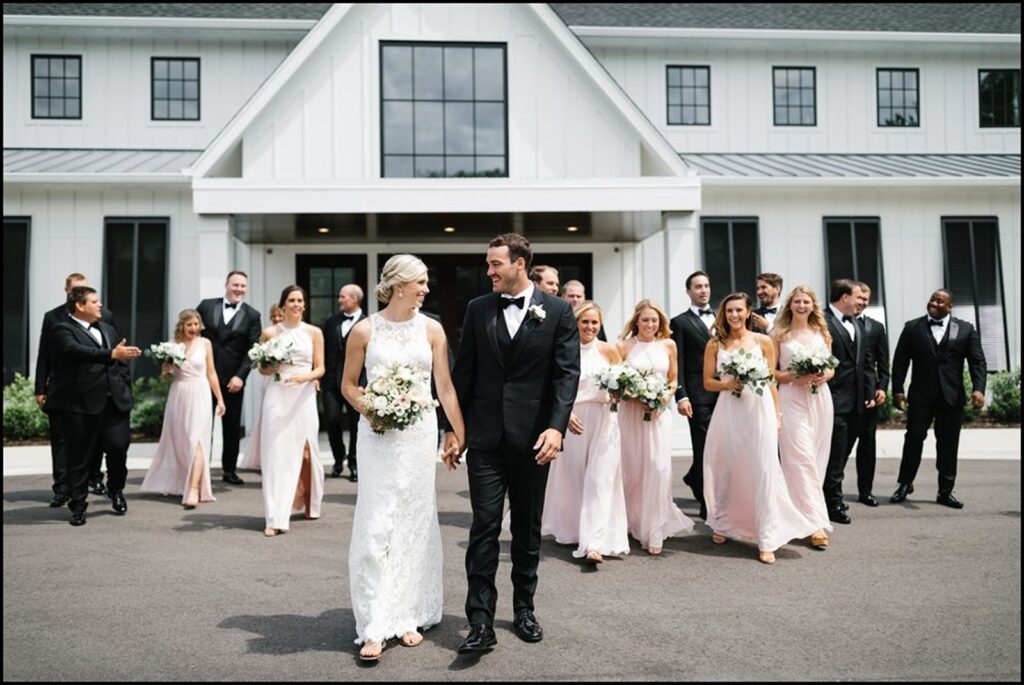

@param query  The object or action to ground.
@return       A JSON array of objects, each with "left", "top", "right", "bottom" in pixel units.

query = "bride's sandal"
[
  {"left": 400, "top": 632, "right": 423, "bottom": 647},
  {"left": 359, "top": 640, "right": 384, "bottom": 661},
  {"left": 712, "top": 532, "right": 727, "bottom": 545}
]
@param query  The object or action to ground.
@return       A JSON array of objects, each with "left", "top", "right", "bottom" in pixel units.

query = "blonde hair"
[
  {"left": 773, "top": 285, "right": 832, "bottom": 345},
  {"left": 574, "top": 300, "right": 603, "bottom": 323},
  {"left": 376, "top": 254, "right": 428, "bottom": 304},
  {"left": 173, "top": 309, "right": 203, "bottom": 342},
  {"left": 268, "top": 303, "right": 285, "bottom": 323},
  {"left": 620, "top": 299, "right": 671, "bottom": 340},
  {"left": 711, "top": 293, "right": 754, "bottom": 345}
]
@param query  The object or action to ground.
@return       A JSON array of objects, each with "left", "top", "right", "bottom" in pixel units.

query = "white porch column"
[
  {"left": 197, "top": 215, "right": 232, "bottom": 299},
  {"left": 663, "top": 211, "right": 699, "bottom": 316}
]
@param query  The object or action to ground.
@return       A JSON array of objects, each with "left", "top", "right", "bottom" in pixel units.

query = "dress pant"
[
  {"left": 824, "top": 411, "right": 862, "bottom": 509},
  {"left": 898, "top": 399, "right": 963, "bottom": 495},
  {"left": 48, "top": 412, "right": 69, "bottom": 496},
  {"left": 855, "top": 407, "right": 879, "bottom": 497},
  {"left": 217, "top": 386, "right": 244, "bottom": 473},
  {"left": 323, "top": 387, "right": 359, "bottom": 470},
  {"left": 465, "top": 440, "right": 550, "bottom": 626},
  {"left": 62, "top": 399, "right": 130, "bottom": 513},
  {"left": 87, "top": 442, "right": 105, "bottom": 485},
  {"left": 685, "top": 403, "right": 715, "bottom": 505}
]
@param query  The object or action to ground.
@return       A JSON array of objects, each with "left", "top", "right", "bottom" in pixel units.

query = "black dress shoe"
[
  {"left": 936, "top": 493, "right": 964, "bottom": 509},
  {"left": 330, "top": 464, "right": 344, "bottom": 478},
  {"left": 858, "top": 494, "right": 880, "bottom": 507},
  {"left": 457, "top": 624, "right": 497, "bottom": 654},
  {"left": 88, "top": 480, "right": 108, "bottom": 496},
  {"left": 348, "top": 468, "right": 358, "bottom": 483},
  {"left": 49, "top": 493, "right": 69, "bottom": 508},
  {"left": 512, "top": 609, "right": 544, "bottom": 643},
  {"left": 828, "top": 508, "right": 851, "bottom": 525},
  {"left": 222, "top": 471, "right": 245, "bottom": 485},
  {"left": 69, "top": 511, "right": 86, "bottom": 526},
  {"left": 109, "top": 491, "right": 127, "bottom": 515},
  {"left": 838, "top": 501, "right": 850, "bottom": 512},
  {"left": 890, "top": 483, "right": 914, "bottom": 503}
]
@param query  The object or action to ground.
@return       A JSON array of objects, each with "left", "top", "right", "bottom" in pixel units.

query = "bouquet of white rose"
[
  {"left": 623, "top": 369, "right": 672, "bottom": 421},
  {"left": 592, "top": 364, "right": 643, "bottom": 412},
  {"left": 359, "top": 362, "right": 439, "bottom": 435},
  {"left": 787, "top": 341, "right": 839, "bottom": 394},
  {"left": 718, "top": 348, "right": 773, "bottom": 398},
  {"left": 145, "top": 341, "right": 187, "bottom": 368},
  {"left": 247, "top": 338, "right": 296, "bottom": 381}
]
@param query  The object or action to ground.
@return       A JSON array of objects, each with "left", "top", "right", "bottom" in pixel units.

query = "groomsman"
[
  {"left": 823, "top": 279, "right": 867, "bottom": 524},
  {"left": 670, "top": 271, "right": 716, "bottom": 519},
  {"left": 529, "top": 265, "right": 559, "bottom": 295},
  {"left": 751, "top": 272, "right": 783, "bottom": 334},
  {"left": 853, "top": 283, "right": 889, "bottom": 507},
  {"left": 890, "top": 289, "right": 986, "bottom": 508},
  {"left": 45, "top": 286, "right": 141, "bottom": 525},
  {"left": 561, "top": 280, "right": 606, "bottom": 341},
  {"left": 197, "top": 271, "right": 262, "bottom": 485},
  {"left": 321, "top": 284, "right": 366, "bottom": 481},
  {"left": 35, "top": 273, "right": 116, "bottom": 505}
]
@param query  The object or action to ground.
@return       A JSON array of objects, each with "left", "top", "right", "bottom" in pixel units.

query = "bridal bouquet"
[
  {"left": 787, "top": 341, "right": 839, "bottom": 394},
  {"left": 718, "top": 348, "right": 772, "bottom": 398},
  {"left": 360, "top": 362, "right": 439, "bottom": 435},
  {"left": 145, "top": 341, "right": 187, "bottom": 368},
  {"left": 623, "top": 370, "right": 672, "bottom": 421},
  {"left": 592, "top": 364, "right": 642, "bottom": 412},
  {"left": 247, "top": 338, "right": 296, "bottom": 381}
]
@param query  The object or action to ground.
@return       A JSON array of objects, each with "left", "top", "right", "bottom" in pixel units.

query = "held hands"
[
  {"left": 567, "top": 413, "right": 584, "bottom": 436},
  {"left": 533, "top": 429, "right": 562, "bottom": 465},
  {"left": 111, "top": 339, "right": 142, "bottom": 361},
  {"left": 441, "top": 432, "right": 464, "bottom": 470},
  {"left": 227, "top": 376, "right": 245, "bottom": 393},
  {"left": 677, "top": 399, "right": 693, "bottom": 418}
]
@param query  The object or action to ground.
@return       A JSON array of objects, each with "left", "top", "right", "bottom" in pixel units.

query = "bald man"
[{"left": 321, "top": 284, "right": 367, "bottom": 481}]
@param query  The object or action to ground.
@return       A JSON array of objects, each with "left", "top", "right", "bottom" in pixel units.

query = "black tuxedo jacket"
[
  {"left": 669, "top": 310, "right": 716, "bottom": 407},
  {"left": 825, "top": 308, "right": 867, "bottom": 415},
  {"left": 892, "top": 315, "right": 986, "bottom": 407},
  {"left": 453, "top": 290, "right": 580, "bottom": 455},
  {"left": 197, "top": 299, "right": 262, "bottom": 384},
  {"left": 35, "top": 303, "right": 115, "bottom": 396},
  {"left": 44, "top": 320, "right": 133, "bottom": 415},
  {"left": 860, "top": 315, "right": 891, "bottom": 400},
  {"left": 321, "top": 310, "right": 368, "bottom": 391}
]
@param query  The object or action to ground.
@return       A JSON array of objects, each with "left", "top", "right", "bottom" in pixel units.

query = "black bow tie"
[
  {"left": 88, "top": 323, "right": 100, "bottom": 330},
  {"left": 500, "top": 296, "right": 525, "bottom": 310},
  {"left": 842, "top": 315, "right": 854, "bottom": 323},
  {"left": 341, "top": 314, "right": 354, "bottom": 321},
  {"left": 698, "top": 308, "right": 713, "bottom": 317},
  {"left": 929, "top": 319, "right": 944, "bottom": 327},
  {"left": 763, "top": 307, "right": 778, "bottom": 314},
  {"left": 224, "top": 302, "right": 238, "bottom": 310}
]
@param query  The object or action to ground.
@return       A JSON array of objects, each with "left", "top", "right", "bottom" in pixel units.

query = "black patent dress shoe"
[
  {"left": 936, "top": 493, "right": 964, "bottom": 509},
  {"left": 69, "top": 511, "right": 86, "bottom": 526},
  {"left": 330, "top": 464, "right": 344, "bottom": 478},
  {"left": 88, "top": 480, "right": 108, "bottom": 496},
  {"left": 828, "top": 508, "right": 851, "bottom": 525},
  {"left": 838, "top": 501, "right": 850, "bottom": 512},
  {"left": 109, "top": 491, "right": 127, "bottom": 515},
  {"left": 858, "top": 494, "right": 880, "bottom": 507},
  {"left": 457, "top": 624, "right": 497, "bottom": 654},
  {"left": 348, "top": 468, "right": 358, "bottom": 483},
  {"left": 49, "top": 493, "right": 70, "bottom": 508},
  {"left": 513, "top": 609, "right": 544, "bottom": 643},
  {"left": 890, "top": 483, "right": 914, "bottom": 503},
  {"left": 222, "top": 471, "right": 245, "bottom": 485}
]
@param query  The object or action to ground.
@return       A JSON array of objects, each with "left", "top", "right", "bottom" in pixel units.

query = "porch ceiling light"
[
  {"left": 317, "top": 227, "right": 330, "bottom": 234},
  {"left": 566, "top": 225, "right": 579, "bottom": 232},
  {"left": 443, "top": 226, "right": 456, "bottom": 233}
]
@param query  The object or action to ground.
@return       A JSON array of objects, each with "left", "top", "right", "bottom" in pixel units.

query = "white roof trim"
[
  {"left": 2, "top": 15, "right": 317, "bottom": 32},
  {"left": 571, "top": 26, "right": 1022, "bottom": 45},
  {"left": 4, "top": 172, "right": 191, "bottom": 185}
]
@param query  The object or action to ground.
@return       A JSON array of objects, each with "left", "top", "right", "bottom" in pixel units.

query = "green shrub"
[
  {"left": 987, "top": 368, "right": 1021, "bottom": 424},
  {"left": 131, "top": 376, "right": 172, "bottom": 438},
  {"left": 876, "top": 390, "right": 899, "bottom": 423},
  {"left": 3, "top": 374, "right": 50, "bottom": 440}
]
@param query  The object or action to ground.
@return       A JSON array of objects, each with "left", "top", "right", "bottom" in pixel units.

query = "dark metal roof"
[
  {"left": 1, "top": 3, "right": 332, "bottom": 20},
  {"left": 682, "top": 153, "right": 1021, "bottom": 179}
]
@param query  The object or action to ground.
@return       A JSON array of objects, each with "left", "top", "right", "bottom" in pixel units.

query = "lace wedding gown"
[{"left": 348, "top": 313, "right": 442, "bottom": 645}]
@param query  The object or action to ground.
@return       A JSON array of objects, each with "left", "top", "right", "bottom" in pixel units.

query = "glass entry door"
[{"left": 296, "top": 255, "right": 368, "bottom": 325}]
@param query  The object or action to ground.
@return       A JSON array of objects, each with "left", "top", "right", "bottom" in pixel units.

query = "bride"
[{"left": 342, "top": 254, "right": 465, "bottom": 661}]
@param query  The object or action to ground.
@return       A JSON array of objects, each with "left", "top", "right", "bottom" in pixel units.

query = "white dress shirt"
[
  {"left": 761, "top": 303, "right": 779, "bottom": 330},
  {"left": 928, "top": 314, "right": 950, "bottom": 345},
  {"left": 691, "top": 304, "right": 715, "bottom": 330},
  {"left": 341, "top": 308, "right": 362, "bottom": 338},
  {"left": 502, "top": 284, "right": 534, "bottom": 338},
  {"left": 830, "top": 304, "right": 856, "bottom": 342},
  {"left": 223, "top": 299, "right": 242, "bottom": 325},
  {"left": 72, "top": 315, "right": 104, "bottom": 346}
]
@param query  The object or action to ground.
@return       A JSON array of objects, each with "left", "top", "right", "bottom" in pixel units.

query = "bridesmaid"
[
  {"left": 702, "top": 293, "right": 819, "bottom": 564},
  {"left": 257, "top": 285, "right": 326, "bottom": 537},
  {"left": 542, "top": 301, "right": 629, "bottom": 564},
  {"left": 616, "top": 299, "right": 694, "bottom": 555},
  {"left": 237, "top": 303, "right": 285, "bottom": 472},
  {"left": 772, "top": 286, "right": 835, "bottom": 550},
  {"left": 140, "top": 309, "right": 225, "bottom": 508}
]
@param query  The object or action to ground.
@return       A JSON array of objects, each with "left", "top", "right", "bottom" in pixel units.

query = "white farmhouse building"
[{"left": 4, "top": 3, "right": 1020, "bottom": 449}]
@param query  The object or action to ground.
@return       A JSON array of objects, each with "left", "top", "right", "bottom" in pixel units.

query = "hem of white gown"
[
  {"left": 573, "top": 544, "right": 630, "bottom": 558},
  {"left": 354, "top": 617, "right": 440, "bottom": 645},
  {"left": 711, "top": 523, "right": 823, "bottom": 552}
]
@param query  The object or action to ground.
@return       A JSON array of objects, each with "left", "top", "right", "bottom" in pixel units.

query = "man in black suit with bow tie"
[
  {"left": 321, "top": 284, "right": 367, "bottom": 481},
  {"left": 890, "top": 289, "right": 986, "bottom": 508},
  {"left": 196, "top": 271, "right": 262, "bottom": 485},
  {"left": 45, "top": 286, "right": 141, "bottom": 525},
  {"left": 751, "top": 272, "right": 783, "bottom": 334},
  {"left": 853, "top": 282, "right": 890, "bottom": 507},
  {"left": 670, "top": 271, "right": 716, "bottom": 519}
]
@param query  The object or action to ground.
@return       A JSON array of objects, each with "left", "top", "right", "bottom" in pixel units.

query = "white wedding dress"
[{"left": 348, "top": 313, "right": 443, "bottom": 645}]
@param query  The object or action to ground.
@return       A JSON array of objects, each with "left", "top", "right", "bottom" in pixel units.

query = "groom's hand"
[
  {"left": 442, "top": 432, "right": 462, "bottom": 470},
  {"left": 533, "top": 429, "right": 562, "bottom": 465}
]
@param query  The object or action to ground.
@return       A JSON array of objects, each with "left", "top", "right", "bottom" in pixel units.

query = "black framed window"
[
  {"left": 3, "top": 218, "right": 31, "bottom": 385},
  {"left": 103, "top": 218, "right": 169, "bottom": 378},
  {"left": 702, "top": 218, "right": 759, "bottom": 308},
  {"left": 667, "top": 66, "right": 710, "bottom": 125},
  {"left": 32, "top": 55, "right": 81, "bottom": 119},
  {"left": 979, "top": 69, "right": 1020, "bottom": 128},
  {"left": 773, "top": 67, "right": 816, "bottom": 126},
  {"left": 942, "top": 218, "right": 1008, "bottom": 371},
  {"left": 296, "top": 255, "right": 368, "bottom": 326},
  {"left": 381, "top": 42, "right": 508, "bottom": 178},
  {"left": 824, "top": 218, "right": 886, "bottom": 321},
  {"left": 152, "top": 58, "right": 200, "bottom": 121},
  {"left": 877, "top": 68, "right": 920, "bottom": 127}
]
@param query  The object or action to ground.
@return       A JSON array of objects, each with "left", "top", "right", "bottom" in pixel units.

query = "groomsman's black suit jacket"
[
  {"left": 669, "top": 310, "right": 716, "bottom": 407},
  {"left": 35, "top": 303, "right": 115, "bottom": 400},
  {"left": 321, "top": 310, "right": 368, "bottom": 391},
  {"left": 453, "top": 290, "right": 580, "bottom": 455},
  {"left": 891, "top": 315, "right": 986, "bottom": 406},
  {"left": 860, "top": 315, "right": 891, "bottom": 400},
  {"left": 44, "top": 320, "right": 133, "bottom": 415},
  {"left": 196, "top": 299, "right": 262, "bottom": 385},
  {"left": 825, "top": 308, "right": 867, "bottom": 415}
]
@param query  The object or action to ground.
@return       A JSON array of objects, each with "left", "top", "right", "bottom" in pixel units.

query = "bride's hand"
[{"left": 441, "top": 432, "right": 463, "bottom": 470}]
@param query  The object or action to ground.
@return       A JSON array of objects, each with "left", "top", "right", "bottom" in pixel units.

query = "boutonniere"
[{"left": 527, "top": 304, "right": 546, "bottom": 322}]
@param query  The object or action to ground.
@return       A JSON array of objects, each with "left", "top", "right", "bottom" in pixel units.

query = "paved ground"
[{"left": 3, "top": 433, "right": 1021, "bottom": 681}]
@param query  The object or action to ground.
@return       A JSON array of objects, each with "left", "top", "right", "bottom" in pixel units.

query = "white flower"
[{"left": 527, "top": 304, "right": 546, "bottom": 321}]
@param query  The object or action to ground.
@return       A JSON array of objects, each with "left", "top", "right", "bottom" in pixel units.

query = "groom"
[{"left": 446, "top": 233, "right": 580, "bottom": 654}]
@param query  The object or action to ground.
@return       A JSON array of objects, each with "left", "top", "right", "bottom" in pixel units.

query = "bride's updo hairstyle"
[{"left": 375, "top": 254, "right": 428, "bottom": 304}]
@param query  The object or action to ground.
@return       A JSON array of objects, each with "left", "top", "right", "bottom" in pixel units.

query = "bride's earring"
[{"left": 398, "top": 289, "right": 404, "bottom": 299}]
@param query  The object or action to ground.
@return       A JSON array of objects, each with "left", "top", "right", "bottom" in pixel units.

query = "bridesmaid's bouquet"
[
  {"left": 360, "top": 362, "right": 439, "bottom": 435},
  {"left": 787, "top": 341, "right": 839, "bottom": 394},
  {"left": 592, "top": 364, "right": 642, "bottom": 412},
  {"left": 247, "top": 338, "right": 296, "bottom": 381},
  {"left": 145, "top": 341, "right": 187, "bottom": 368},
  {"left": 623, "top": 370, "right": 672, "bottom": 421},
  {"left": 718, "top": 348, "right": 772, "bottom": 398}
]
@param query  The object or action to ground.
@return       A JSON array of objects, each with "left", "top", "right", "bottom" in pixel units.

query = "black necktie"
[
  {"left": 224, "top": 302, "right": 238, "bottom": 310},
  {"left": 698, "top": 308, "right": 713, "bottom": 317},
  {"left": 842, "top": 315, "right": 854, "bottom": 323},
  {"left": 929, "top": 319, "right": 944, "bottom": 327},
  {"left": 764, "top": 307, "right": 777, "bottom": 314},
  {"left": 500, "top": 297, "right": 525, "bottom": 310}
]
